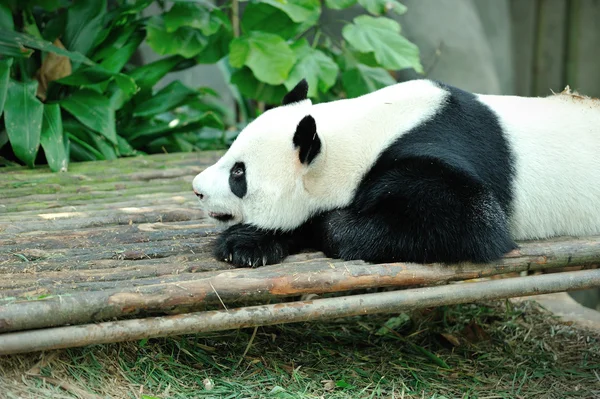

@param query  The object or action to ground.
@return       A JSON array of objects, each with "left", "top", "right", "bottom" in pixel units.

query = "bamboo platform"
[{"left": 1, "top": 152, "right": 600, "bottom": 355}]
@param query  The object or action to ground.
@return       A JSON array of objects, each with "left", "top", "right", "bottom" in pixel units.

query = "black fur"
[
  {"left": 218, "top": 82, "right": 518, "bottom": 267},
  {"left": 229, "top": 162, "right": 247, "bottom": 198},
  {"left": 293, "top": 115, "right": 321, "bottom": 164},
  {"left": 282, "top": 79, "right": 308, "bottom": 105},
  {"left": 214, "top": 224, "right": 310, "bottom": 267}
]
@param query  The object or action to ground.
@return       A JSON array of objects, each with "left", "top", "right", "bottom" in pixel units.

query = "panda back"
[{"left": 478, "top": 91, "right": 600, "bottom": 239}]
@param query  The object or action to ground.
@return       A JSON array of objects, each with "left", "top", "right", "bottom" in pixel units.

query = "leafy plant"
[
  {"left": 0, "top": 0, "right": 228, "bottom": 171},
  {"left": 0, "top": 0, "right": 421, "bottom": 171}
]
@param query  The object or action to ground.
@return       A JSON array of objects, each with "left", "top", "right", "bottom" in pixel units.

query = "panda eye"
[{"left": 231, "top": 162, "right": 245, "bottom": 177}]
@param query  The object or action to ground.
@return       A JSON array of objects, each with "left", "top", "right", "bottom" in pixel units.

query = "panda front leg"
[
  {"left": 313, "top": 165, "right": 518, "bottom": 264},
  {"left": 213, "top": 223, "right": 312, "bottom": 268}
]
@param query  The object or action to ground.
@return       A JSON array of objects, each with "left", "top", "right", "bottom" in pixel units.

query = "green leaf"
[
  {"left": 128, "top": 55, "right": 186, "bottom": 90},
  {"left": 126, "top": 112, "right": 223, "bottom": 144},
  {"left": 358, "top": 0, "right": 407, "bottom": 15},
  {"left": 241, "top": 3, "right": 299, "bottom": 40},
  {"left": 133, "top": 81, "right": 198, "bottom": 117},
  {"left": 259, "top": 0, "right": 321, "bottom": 23},
  {"left": 61, "top": 89, "right": 117, "bottom": 144},
  {"left": 146, "top": 16, "right": 208, "bottom": 58},
  {"left": 229, "top": 32, "right": 296, "bottom": 85},
  {"left": 99, "top": 30, "right": 145, "bottom": 73},
  {"left": 67, "top": 133, "right": 104, "bottom": 161},
  {"left": 164, "top": 3, "right": 228, "bottom": 35},
  {"left": 116, "top": 135, "right": 137, "bottom": 157},
  {"left": 41, "top": 9, "right": 67, "bottom": 43},
  {"left": 64, "top": 0, "right": 107, "bottom": 57},
  {"left": 325, "top": 0, "right": 357, "bottom": 10},
  {"left": 285, "top": 39, "right": 339, "bottom": 97},
  {"left": 63, "top": 119, "right": 116, "bottom": 160},
  {"left": 230, "top": 67, "right": 287, "bottom": 105},
  {"left": 107, "top": 75, "right": 138, "bottom": 111},
  {"left": 31, "top": 0, "right": 68, "bottom": 11},
  {"left": 57, "top": 65, "right": 114, "bottom": 86},
  {"left": 0, "top": 29, "right": 94, "bottom": 64},
  {"left": 0, "top": 3, "right": 14, "bottom": 31},
  {"left": 342, "top": 15, "right": 422, "bottom": 72},
  {"left": 92, "top": 23, "right": 138, "bottom": 62},
  {"left": 0, "top": 58, "right": 12, "bottom": 117},
  {"left": 40, "top": 104, "right": 68, "bottom": 172},
  {"left": 4, "top": 80, "right": 44, "bottom": 167},
  {"left": 195, "top": 27, "right": 232, "bottom": 64},
  {"left": 0, "top": 129, "right": 8, "bottom": 150},
  {"left": 342, "top": 64, "right": 395, "bottom": 98}
]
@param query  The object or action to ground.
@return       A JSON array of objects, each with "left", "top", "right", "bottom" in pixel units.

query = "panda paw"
[{"left": 213, "top": 224, "right": 289, "bottom": 268}]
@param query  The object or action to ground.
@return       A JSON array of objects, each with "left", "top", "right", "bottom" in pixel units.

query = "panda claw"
[{"left": 229, "top": 253, "right": 232, "bottom": 262}]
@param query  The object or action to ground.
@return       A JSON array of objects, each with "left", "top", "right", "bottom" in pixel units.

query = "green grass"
[{"left": 1, "top": 300, "right": 599, "bottom": 398}]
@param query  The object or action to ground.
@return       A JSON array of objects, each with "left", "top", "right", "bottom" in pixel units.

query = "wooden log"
[
  {"left": 1, "top": 236, "right": 599, "bottom": 333},
  {"left": 1, "top": 268, "right": 598, "bottom": 355},
  {"left": 0, "top": 207, "right": 205, "bottom": 233}
]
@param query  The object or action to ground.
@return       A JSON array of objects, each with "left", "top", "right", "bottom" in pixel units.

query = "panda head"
[{"left": 192, "top": 79, "right": 324, "bottom": 231}]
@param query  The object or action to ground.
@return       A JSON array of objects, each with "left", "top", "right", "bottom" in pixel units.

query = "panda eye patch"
[
  {"left": 231, "top": 162, "right": 245, "bottom": 177},
  {"left": 229, "top": 162, "right": 247, "bottom": 198}
]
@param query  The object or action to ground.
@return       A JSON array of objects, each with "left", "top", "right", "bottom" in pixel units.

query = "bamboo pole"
[
  {"left": 2, "top": 236, "right": 599, "bottom": 333},
  {"left": 1, "top": 269, "right": 598, "bottom": 355}
]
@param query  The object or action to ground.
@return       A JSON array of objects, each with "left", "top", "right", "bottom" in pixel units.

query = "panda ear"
[
  {"left": 293, "top": 115, "right": 321, "bottom": 165},
  {"left": 282, "top": 79, "right": 309, "bottom": 105}
]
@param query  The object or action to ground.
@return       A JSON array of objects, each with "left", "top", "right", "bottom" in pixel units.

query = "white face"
[{"left": 192, "top": 99, "right": 316, "bottom": 231}]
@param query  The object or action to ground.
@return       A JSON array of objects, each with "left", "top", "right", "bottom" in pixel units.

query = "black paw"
[{"left": 213, "top": 224, "right": 289, "bottom": 267}]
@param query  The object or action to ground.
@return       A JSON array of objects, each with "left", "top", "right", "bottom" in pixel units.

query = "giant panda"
[{"left": 192, "top": 79, "right": 600, "bottom": 268}]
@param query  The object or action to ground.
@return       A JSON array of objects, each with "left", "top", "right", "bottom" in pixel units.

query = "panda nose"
[{"left": 193, "top": 189, "right": 204, "bottom": 200}]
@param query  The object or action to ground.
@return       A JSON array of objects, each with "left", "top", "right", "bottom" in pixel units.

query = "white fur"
[
  {"left": 193, "top": 80, "right": 448, "bottom": 230},
  {"left": 478, "top": 90, "right": 600, "bottom": 239}
]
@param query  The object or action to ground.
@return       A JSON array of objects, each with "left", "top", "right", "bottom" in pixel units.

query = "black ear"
[
  {"left": 282, "top": 79, "right": 308, "bottom": 105},
  {"left": 293, "top": 115, "right": 321, "bottom": 165}
]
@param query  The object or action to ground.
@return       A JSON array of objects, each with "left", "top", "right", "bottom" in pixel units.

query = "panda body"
[{"left": 192, "top": 79, "right": 600, "bottom": 267}]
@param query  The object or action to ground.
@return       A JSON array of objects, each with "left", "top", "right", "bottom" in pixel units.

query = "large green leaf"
[
  {"left": 128, "top": 55, "right": 186, "bottom": 90},
  {"left": 0, "top": 29, "right": 94, "bottom": 63},
  {"left": 342, "top": 16, "right": 422, "bottom": 72},
  {"left": 342, "top": 64, "right": 396, "bottom": 98},
  {"left": 146, "top": 16, "right": 209, "bottom": 58},
  {"left": 259, "top": 0, "right": 321, "bottom": 23},
  {"left": 229, "top": 32, "right": 296, "bottom": 85},
  {"left": 358, "top": 0, "right": 407, "bottom": 15},
  {"left": 324, "top": 0, "right": 357, "bottom": 10},
  {"left": 0, "top": 4, "right": 14, "bottom": 31},
  {"left": 61, "top": 89, "right": 117, "bottom": 144},
  {"left": 0, "top": 58, "right": 12, "bottom": 117},
  {"left": 64, "top": 0, "right": 107, "bottom": 57},
  {"left": 40, "top": 104, "right": 68, "bottom": 172},
  {"left": 230, "top": 67, "right": 287, "bottom": 105},
  {"left": 285, "top": 39, "right": 339, "bottom": 97},
  {"left": 163, "top": 2, "right": 229, "bottom": 35},
  {"left": 241, "top": 3, "right": 299, "bottom": 40},
  {"left": 4, "top": 80, "right": 44, "bottom": 167},
  {"left": 133, "top": 81, "right": 198, "bottom": 118}
]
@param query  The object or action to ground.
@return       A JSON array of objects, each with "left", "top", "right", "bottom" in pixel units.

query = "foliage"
[
  {"left": 0, "top": 0, "right": 228, "bottom": 171},
  {"left": 0, "top": 0, "right": 421, "bottom": 171}
]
